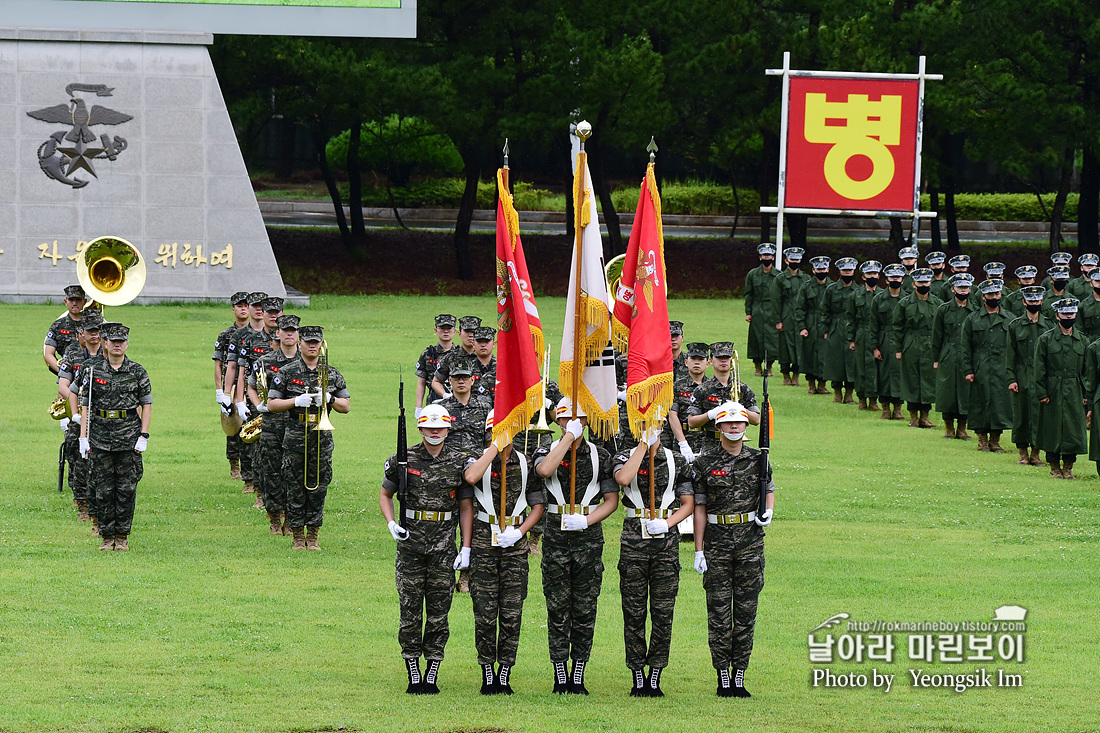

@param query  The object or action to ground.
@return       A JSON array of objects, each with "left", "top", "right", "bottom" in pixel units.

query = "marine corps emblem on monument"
[{"left": 28, "top": 83, "right": 133, "bottom": 189}]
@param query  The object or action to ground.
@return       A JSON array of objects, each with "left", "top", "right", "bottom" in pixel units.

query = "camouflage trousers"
[
  {"left": 618, "top": 538, "right": 681, "bottom": 670},
  {"left": 88, "top": 447, "right": 143, "bottom": 537},
  {"left": 470, "top": 548, "right": 529, "bottom": 666},
  {"left": 397, "top": 543, "right": 458, "bottom": 660},
  {"left": 542, "top": 536, "right": 604, "bottom": 663},
  {"left": 225, "top": 432, "right": 243, "bottom": 461},
  {"left": 257, "top": 431, "right": 286, "bottom": 513},
  {"left": 702, "top": 526, "right": 765, "bottom": 670},
  {"left": 64, "top": 427, "right": 91, "bottom": 506},
  {"left": 282, "top": 433, "right": 332, "bottom": 528}
]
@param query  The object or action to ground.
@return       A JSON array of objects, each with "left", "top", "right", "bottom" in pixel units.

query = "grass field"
[{"left": 2, "top": 296, "right": 1098, "bottom": 733}]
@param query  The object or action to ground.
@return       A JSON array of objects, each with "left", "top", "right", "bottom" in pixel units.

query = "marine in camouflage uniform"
[
  {"left": 57, "top": 310, "right": 104, "bottom": 525},
  {"left": 432, "top": 356, "right": 493, "bottom": 454},
  {"left": 249, "top": 315, "right": 301, "bottom": 535},
  {"left": 772, "top": 247, "right": 807, "bottom": 385},
  {"left": 794, "top": 257, "right": 832, "bottom": 393},
  {"left": 744, "top": 243, "right": 780, "bottom": 375},
  {"left": 238, "top": 297, "right": 284, "bottom": 508},
  {"left": 381, "top": 403, "right": 473, "bottom": 694},
  {"left": 224, "top": 292, "right": 268, "bottom": 492},
  {"left": 78, "top": 322, "right": 152, "bottom": 551},
  {"left": 612, "top": 438, "right": 694, "bottom": 697},
  {"left": 43, "top": 284, "right": 87, "bottom": 375},
  {"left": 213, "top": 292, "right": 250, "bottom": 480},
  {"left": 820, "top": 257, "right": 859, "bottom": 401},
  {"left": 847, "top": 260, "right": 882, "bottom": 411},
  {"left": 266, "top": 326, "right": 350, "bottom": 550},
  {"left": 668, "top": 342, "right": 710, "bottom": 461},
  {"left": 670, "top": 321, "right": 688, "bottom": 382},
  {"left": 470, "top": 326, "right": 498, "bottom": 402},
  {"left": 891, "top": 269, "right": 942, "bottom": 427},
  {"left": 1006, "top": 287, "right": 1052, "bottom": 465},
  {"left": 1034, "top": 298, "right": 1088, "bottom": 478},
  {"left": 686, "top": 342, "right": 759, "bottom": 455},
  {"left": 932, "top": 274, "right": 976, "bottom": 433},
  {"left": 514, "top": 378, "right": 563, "bottom": 557},
  {"left": 534, "top": 397, "right": 618, "bottom": 694},
  {"left": 870, "top": 265, "right": 907, "bottom": 420},
  {"left": 960, "top": 280, "right": 1014, "bottom": 451},
  {"left": 692, "top": 401, "right": 774, "bottom": 698},
  {"left": 415, "top": 314, "right": 456, "bottom": 411},
  {"left": 432, "top": 315, "right": 481, "bottom": 397},
  {"left": 463, "top": 437, "right": 546, "bottom": 694}
]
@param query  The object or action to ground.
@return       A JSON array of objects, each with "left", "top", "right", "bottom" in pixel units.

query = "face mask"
[
  {"left": 864, "top": 276, "right": 879, "bottom": 287},
  {"left": 887, "top": 279, "right": 903, "bottom": 290},
  {"left": 789, "top": 262, "right": 802, "bottom": 271},
  {"left": 841, "top": 274, "right": 854, "bottom": 284},
  {"left": 1092, "top": 286, "right": 1100, "bottom": 296},
  {"left": 1060, "top": 316, "right": 1077, "bottom": 329},
  {"left": 931, "top": 266, "right": 945, "bottom": 274},
  {"left": 760, "top": 258, "right": 775, "bottom": 267},
  {"left": 904, "top": 263, "right": 915, "bottom": 272},
  {"left": 815, "top": 272, "right": 828, "bottom": 282},
  {"left": 722, "top": 427, "right": 746, "bottom": 442},
  {"left": 915, "top": 285, "right": 931, "bottom": 295},
  {"left": 1025, "top": 303, "right": 1042, "bottom": 314},
  {"left": 954, "top": 291, "right": 969, "bottom": 302},
  {"left": 985, "top": 297, "right": 1001, "bottom": 309},
  {"left": 424, "top": 434, "right": 446, "bottom": 446},
  {"left": 1052, "top": 279, "right": 1068, "bottom": 291}
]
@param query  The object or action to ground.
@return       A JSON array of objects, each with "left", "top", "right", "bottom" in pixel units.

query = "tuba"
[
  {"left": 305, "top": 340, "right": 335, "bottom": 490},
  {"left": 77, "top": 236, "right": 146, "bottom": 307},
  {"left": 605, "top": 253, "right": 626, "bottom": 305},
  {"left": 49, "top": 396, "right": 73, "bottom": 420},
  {"left": 238, "top": 368, "right": 267, "bottom": 444}
]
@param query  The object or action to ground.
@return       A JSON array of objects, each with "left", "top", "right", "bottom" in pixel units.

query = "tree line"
[{"left": 211, "top": 0, "right": 1100, "bottom": 278}]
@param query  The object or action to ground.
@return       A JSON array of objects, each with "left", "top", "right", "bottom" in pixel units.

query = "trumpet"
[
  {"left": 305, "top": 340, "right": 335, "bottom": 491},
  {"left": 239, "top": 368, "right": 267, "bottom": 444}
]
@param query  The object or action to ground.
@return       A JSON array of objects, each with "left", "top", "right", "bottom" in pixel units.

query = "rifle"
[
  {"left": 397, "top": 371, "right": 409, "bottom": 528},
  {"left": 758, "top": 350, "right": 771, "bottom": 518}
]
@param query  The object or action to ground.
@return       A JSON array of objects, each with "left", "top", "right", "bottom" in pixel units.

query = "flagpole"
[
  {"left": 569, "top": 121, "right": 592, "bottom": 515},
  {"left": 500, "top": 138, "right": 511, "bottom": 532},
  {"left": 646, "top": 139, "right": 659, "bottom": 522}
]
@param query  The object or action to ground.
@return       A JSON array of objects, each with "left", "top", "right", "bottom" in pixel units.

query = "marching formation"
[{"left": 747, "top": 243, "right": 1098, "bottom": 478}]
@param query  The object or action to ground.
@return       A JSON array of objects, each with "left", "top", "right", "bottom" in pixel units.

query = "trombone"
[
  {"left": 523, "top": 347, "right": 554, "bottom": 454},
  {"left": 731, "top": 349, "right": 742, "bottom": 402},
  {"left": 305, "top": 340, "right": 335, "bottom": 490}
]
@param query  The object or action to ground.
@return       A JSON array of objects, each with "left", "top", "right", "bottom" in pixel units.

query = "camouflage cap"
[
  {"left": 1080, "top": 253, "right": 1100, "bottom": 267},
  {"left": 1050, "top": 251, "right": 1072, "bottom": 265},
  {"left": 898, "top": 246, "right": 919, "bottom": 260},
  {"left": 784, "top": 247, "right": 805, "bottom": 261},
  {"left": 710, "top": 341, "right": 735, "bottom": 358},
  {"left": 669, "top": 320, "right": 684, "bottom": 335},
  {"left": 247, "top": 291, "right": 268, "bottom": 305},
  {"left": 64, "top": 284, "right": 86, "bottom": 299},
  {"left": 1020, "top": 285, "right": 1046, "bottom": 300},
  {"left": 883, "top": 263, "right": 907, "bottom": 278},
  {"left": 756, "top": 242, "right": 777, "bottom": 256},
  {"left": 810, "top": 255, "right": 831, "bottom": 269},
  {"left": 473, "top": 326, "right": 497, "bottom": 341},
  {"left": 860, "top": 260, "right": 882, "bottom": 274},
  {"left": 949, "top": 272, "right": 975, "bottom": 287},
  {"left": 1052, "top": 297, "right": 1079, "bottom": 314},
  {"left": 261, "top": 297, "right": 284, "bottom": 313},
  {"left": 1015, "top": 265, "right": 1039, "bottom": 279},
  {"left": 101, "top": 322, "right": 129, "bottom": 341},
  {"left": 299, "top": 325, "right": 324, "bottom": 342},
  {"left": 458, "top": 315, "right": 482, "bottom": 331},
  {"left": 449, "top": 356, "right": 475, "bottom": 377},
  {"left": 1048, "top": 265, "right": 1071, "bottom": 279},
  {"left": 276, "top": 314, "right": 301, "bottom": 330},
  {"left": 983, "top": 261, "right": 1006, "bottom": 276},
  {"left": 948, "top": 254, "right": 970, "bottom": 268},
  {"left": 836, "top": 257, "right": 858, "bottom": 271},
  {"left": 685, "top": 341, "right": 709, "bottom": 357},
  {"left": 912, "top": 268, "right": 935, "bottom": 283},
  {"left": 435, "top": 313, "right": 457, "bottom": 328},
  {"left": 81, "top": 309, "right": 104, "bottom": 330},
  {"left": 979, "top": 279, "right": 1003, "bottom": 295},
  {"left": 230, "top": 291, "right": 250, "bottom": 304},
  {"left": 925, "top": 251, "right": 947, "bottom": 266}
]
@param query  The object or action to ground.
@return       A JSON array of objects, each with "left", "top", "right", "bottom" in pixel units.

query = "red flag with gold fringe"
[
  {"left": 491, "top": 168, "right": 545, "bottom": 451},
  {"left": 612, "top": 163, "right": 673, "bottom": 438}
]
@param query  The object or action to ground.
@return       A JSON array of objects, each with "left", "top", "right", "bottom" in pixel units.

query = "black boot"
[
  {"left": 647, "top": 667, "right": 664, "bottom": 698},
  {"left": 569, "top": 659, "right": 589, "bottom": 695},
  {"left": 479, "top": 663, "right": 496, "bottom": 695},
  {"left": 496, "top": 664, "right": 513, "bottom": 695},
  {"left": 552, "top": 661, "right": 569, "bottom": 694},
  {"left": 629, "top": 668, "right": 647, "bottom": 697},
  {"left": 405, "top": 658, "right": 423, "bottom": 694},
  {"left": 717, "top": 668, "right": 734, "bottom": 697},
  {"left": 731, "top": 667, "right": 751, "bottom": 698},
  {"left": 422, "top": 659, "right": 441, "bottom": 694}
]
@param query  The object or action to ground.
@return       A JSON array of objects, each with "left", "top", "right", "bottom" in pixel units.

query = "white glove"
[
  {"left": 497, "top": 527, "right": 523, "bottom": 548},
  {"left": 311, "top": 391, "right": 324, "bottom": 407},
  {"left": 442, "top": 392, "right": 453, "bottom": 400},
  {"left": 415, "top": 407, "right": 424, "bottom": 419},
  {"left": 694, "top": 550, "right": 708, "bottom": 574},
  {"left": 59, "top": 417, "right": 70, "bottom": 431},
  {"left": 617, "top": 389, "right": 627, "bottom": 402},
  {"left": 216, "top": 389, "right": 231, "bottom": 407},
  {"left": 293, "top": 393, "right": 313, "bottom": 408},
  {"left": 453, "top": 547, "right": 471, "bottom": 570},
  {"left": 79, "top": 437, "right": 90, "bottom": 458},
  {"left": 565, "top": 419, "right": 584, "bottom": 441},
  {"left": 562, "top": 513, "right": 589, "bottom": 531},
  {"left": 71, "top": 413, "right": 81, "bottom": 426},
  {"left": 755, "top": 508, "right": 773, "bottom": 527},
  {"left": 134, "top": 435, "right": 148, "bottom": 453},
  {"left": 642, "top": 426, "right": 662, "bottom": 447},
  {"left": 220, "top": 404, "right": 231, "bottom": 417},
  {"left": 235, "top": 401, "right": 249, "bottom": 420},
  {"left": 678, "top": 440, "right": 695, "bottom": 462},
  {"left": 707, "top": 406, "right": 721, "bottom": 421},
  {"left": 645, "top": 518, "right": 669, "bottom": 535},
  {"left": 388, "top": 520, "right": 409, "bottom": 542},
  {"left": 544, "top": 397, "right": 553, "bottom": 410},
  {"left": 256, "top": 403, "right": 269, "bottom": 413}
]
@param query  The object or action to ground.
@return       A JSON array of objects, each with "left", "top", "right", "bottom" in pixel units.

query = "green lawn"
[{"left": 1, "top": 296, "right": 1096, "bottom": 732}]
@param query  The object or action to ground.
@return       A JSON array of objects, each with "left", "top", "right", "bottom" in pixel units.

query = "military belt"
[
  {"left": 405, "top": 509, "right": 453, "bottom": 522},
  {"left": 476, "top": 511, "right": 525, "bottom": 526},
  {"left": 297, "top": 413, "right": 320, "bottom": 423},
  {"left": 707, "top": 511, "right": 756, "bottom": 525},
  {"left": 96, "top": 408, "right": 137, "bottom": 418},
  {"left": 625, "top": 508, "right": 673, "bottom": 519},
  {"left": 546, "top": 504, "right": 594, "bottom": 515}
]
